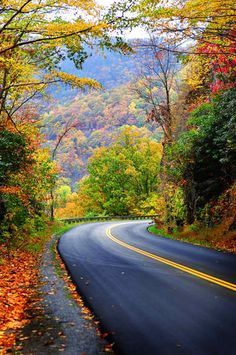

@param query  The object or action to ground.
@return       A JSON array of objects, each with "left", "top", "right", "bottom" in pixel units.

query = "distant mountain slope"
[
  {"left": 45, "top": 84, "right": 146, "bottom": 135},
  {"left": 50, "top": 47, "right": 140, "bottom": 102},
  {"left": 60, "top": 50, "right": 137, "bottom": 88},
  {"left": 43, "top": 44, "right": 163, "bottom": 185},
  {"left": 43, "top": 82, "right": 162, "bottom": 184}
]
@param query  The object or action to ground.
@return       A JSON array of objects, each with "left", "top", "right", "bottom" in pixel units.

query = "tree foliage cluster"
[
  {"left": 43, "top": 82, "right": 162, "bottom": 184},
  {"left": 167, "top": 89, "right": 236, "bottom": 228},
  {"left": 0, "top": 122, "right": 57, "bottom": 247},
  {"left": 0, "top": 0, "right": 127, "bottom": 246},
  {"left": 126, "top": 0, "right": 236, "bottom": 238},
  {"left": 54, "top": 0, "right": 236, "bottom": 244},
  {"left": 55, "top": 126, "right": 162, "bottom": 217}
]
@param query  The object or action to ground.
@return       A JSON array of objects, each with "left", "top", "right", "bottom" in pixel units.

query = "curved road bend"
[{"left": 58, "top": 221, "right": 236, "bottom": 355}]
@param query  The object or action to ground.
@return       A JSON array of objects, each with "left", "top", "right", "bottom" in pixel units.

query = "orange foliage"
[
  {"left": 0, "top": 186, "right": 29, "bottom": 207},
  {"left": 0, "top": 186, "right": 20, "bottom": 194},
  {"left": 0, "top": 247, "right": 38, "bottom": 353},
  {"left": 56, "top": 201, "right": 84, "bottom": 219}
]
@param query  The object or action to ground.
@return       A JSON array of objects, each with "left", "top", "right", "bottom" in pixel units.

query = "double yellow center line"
[{"left": 106, "top": 223, "right": 236, "bottom": 292}]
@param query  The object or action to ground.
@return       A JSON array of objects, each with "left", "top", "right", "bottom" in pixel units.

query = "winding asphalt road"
[{"left": 58, "top": 221, "right": 236, "bottom": 355}]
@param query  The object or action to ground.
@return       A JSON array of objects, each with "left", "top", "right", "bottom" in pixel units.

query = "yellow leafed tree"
[
  {"left": 0, "top": 0, "right": 125, "bottom": 125},
  {"left": 135, "top": 0, "right": 236, "bottom": 50}
]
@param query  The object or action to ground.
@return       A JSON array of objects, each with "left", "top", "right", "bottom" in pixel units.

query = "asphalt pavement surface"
[{"left": 58, "top": 221, "right": 236, "bottom": 355}]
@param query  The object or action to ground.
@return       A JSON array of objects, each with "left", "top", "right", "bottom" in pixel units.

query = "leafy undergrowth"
[
  {"left": 0, "top": 246, "right": 39, "bottom": 353},
  {"left": 148, "top": 224, "right": 236, "bottom": 253}
]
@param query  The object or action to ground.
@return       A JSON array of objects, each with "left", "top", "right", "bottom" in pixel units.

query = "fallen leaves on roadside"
[
  {"left": 104, "top": 342, "right": 115, "bottom": 352},
  {"left": 0, "top": 245, "right": 39, "bottom": 353}
]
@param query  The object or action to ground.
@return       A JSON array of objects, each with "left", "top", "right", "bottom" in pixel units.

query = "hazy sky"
[
  {"left": 59, "top": 0, "right": 147, "bottom": 38},
  {"left": 96, "top": 0, "right": 115, "bottom": 6},
  {"left": 96, "top": 0, "right": 147, "bottom": 38}
]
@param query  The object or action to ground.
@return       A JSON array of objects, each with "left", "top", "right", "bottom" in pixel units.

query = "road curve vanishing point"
[
  {"left": 58, "top": 220, "right": 236, "bottom": 355},
  {"left": 106, "top": 223, "right": 236, "bottom": 292}
]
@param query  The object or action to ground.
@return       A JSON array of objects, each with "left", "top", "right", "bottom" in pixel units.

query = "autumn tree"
[
  {"left": 134, "top": 37, "right": 179, "bottom": 145},
  {"left": 0, "top": 0, "right": 131, "bottom": 229},
  {"left": 131, "top": 36, "right": 180, "bottom": 226},
  {"left": 0, "top": 119, "right": 57, "bottom": 246},
  {"left": 167, "top": 87, "right": 236, "bottom": 225},
  {"left": 0, "top": 0, "right": 129, "bottom": 126},
  {"left": 0, "top": 129, "right": 31, "bottom": 224},
  {"left": 76, "top": 126, "right": 162, "bottom": 216},
  {"left": 113, "top": 0, "right": 235, "bottom": 52}
]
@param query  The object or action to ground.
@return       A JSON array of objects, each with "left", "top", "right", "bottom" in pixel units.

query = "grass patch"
[
  {"left": 49, "top": 222, "right": 80, "bottom": 278},
  {"left": 148, "top": 225, "right": 175, "bottom": 239},
  {"left": 50, "top": 221, "right": 81, "bottom": 238},
  {"left": 148, "top": 224, "right": 211, "bottom": 248},
  {"left": 22, "top": 220, "right": 81, "bottom": 254}
]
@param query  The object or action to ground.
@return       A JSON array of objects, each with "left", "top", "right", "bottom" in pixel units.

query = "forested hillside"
[
  {"left": 47, "top": 47, "right": 141, "bottom": 102},
  {"left": 43, "top": 78, "right": 162, "bottom": 183},
  {"left": 60, "top": 48, "right": 138, "bottom": 88},
  {"left": 0, "top": 1, "right": 235, "bottom": 350}
]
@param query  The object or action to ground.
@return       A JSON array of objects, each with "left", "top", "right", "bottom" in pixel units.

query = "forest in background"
[
  {"left": 51, "top": 0, "right": 236, "bottom": 251},
  {"left": 43, "top": 47, "right": 162, "bottom": 185},
  {"left": 0, "top": 0, "right": 236, "bottom": 350}
]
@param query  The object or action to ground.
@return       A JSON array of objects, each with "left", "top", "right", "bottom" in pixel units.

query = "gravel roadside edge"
[{"left": 15, "top": 234, "right": 108, "bottom": 354}]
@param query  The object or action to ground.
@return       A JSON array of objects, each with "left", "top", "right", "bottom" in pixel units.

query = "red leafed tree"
[{"left": 198, "top": 34, "right": 236, "bottom": 94}]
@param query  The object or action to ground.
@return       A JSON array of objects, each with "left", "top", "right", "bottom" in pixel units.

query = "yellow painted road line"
[{"left": 106, "top": 223, "right": 236, "bottom": 292}]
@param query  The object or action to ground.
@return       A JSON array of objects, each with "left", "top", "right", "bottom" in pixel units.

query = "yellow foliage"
[
  {"left": 179, "top": 57, "right": 211, "bottom": 90},
  {"left": 137, "top": 0, "right": 235, "bottom": 48},
  {"left": 0, "top": 0, "right": 112, "bottom": 122},
  {"left": 51, "top": 71, "right": 102, "bottom": 89},
  {"left": 56, "top": 201, "right": 84, "bottom": 218}
]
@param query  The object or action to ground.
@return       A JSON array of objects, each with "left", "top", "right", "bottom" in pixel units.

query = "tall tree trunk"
[
  {"left": 50, "top": 189, "right": 54, "bottom": 221},
  {"left": 184, "top": 170, "right": 196, "bottom": 225},
  {"left": 0, "top": 197, "right": 6, "bottom": 225}
]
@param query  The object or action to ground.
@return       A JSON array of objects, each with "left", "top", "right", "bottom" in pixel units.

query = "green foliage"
[
  {"left": 0, "top": 130, "right": 31, "bottom": 183},
  {"left": 167, "top": 88, "right": 236, "bottom": 225},
  {"left": 148, "top": 224, "right": 211, "bottom": 248},
  {"left": 169, "top": 187, "right": 186, "bottom": 224},
  {"left": 78, "top": 126, "right": 162, "bottom": 216},
  {"left": 0, "top": 127, "right": 57, "bottom": 248},
  {"left": 50, "top": 221, "right": 81, "bottom": 237},
  {"left": 55, "top": 185, "right": 72, "bottom": 208}
]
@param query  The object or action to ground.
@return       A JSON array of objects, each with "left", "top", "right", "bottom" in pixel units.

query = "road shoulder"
[{"left": 14, "top": 235, "right": 107, "bottom": 354}]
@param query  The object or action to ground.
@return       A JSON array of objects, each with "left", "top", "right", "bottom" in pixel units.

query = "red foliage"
[{"left": 199, "top": 39, "right": 236, "bottom": 94}]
